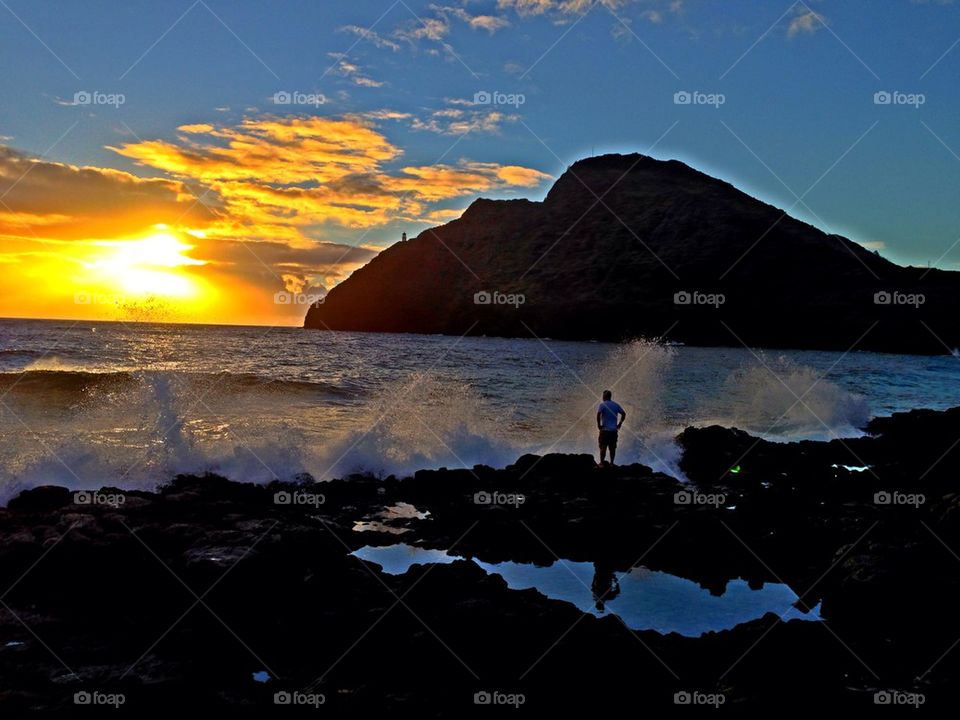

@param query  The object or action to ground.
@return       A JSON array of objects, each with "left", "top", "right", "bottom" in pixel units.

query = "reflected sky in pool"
[{"left": 352, "top": 543, "right": 820, "bottom": 637}]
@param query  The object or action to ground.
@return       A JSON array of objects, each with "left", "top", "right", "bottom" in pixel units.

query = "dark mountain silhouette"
[{"left": 305, "top": 153, "right": 959, "bottom": 354}]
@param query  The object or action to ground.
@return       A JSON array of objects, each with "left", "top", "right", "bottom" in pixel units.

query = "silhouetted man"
[{"left": 596, "top": 389, "right": 626, "bottom": 465}]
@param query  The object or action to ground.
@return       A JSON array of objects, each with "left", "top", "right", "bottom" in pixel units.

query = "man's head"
[{"left": 602, "top": 390, "right": 612, "bottom": 401}]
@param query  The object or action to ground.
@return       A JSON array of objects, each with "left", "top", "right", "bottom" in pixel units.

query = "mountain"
[{"left": 305, "top": 153, "right": 960, "bottom": 354}]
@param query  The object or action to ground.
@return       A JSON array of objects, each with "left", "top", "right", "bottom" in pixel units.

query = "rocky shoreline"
[{"left": 3, "top": 407, "right": 960, "bottom": 713}]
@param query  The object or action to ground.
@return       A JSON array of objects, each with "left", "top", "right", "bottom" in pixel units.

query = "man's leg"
[
  {"left": 609, "top": 433, "right": 617, "bottom": 465},
  {"left": 598, "top": 433, "right": 607, "bottom": 463}
]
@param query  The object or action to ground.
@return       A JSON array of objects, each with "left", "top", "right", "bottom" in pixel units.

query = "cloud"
[
  {"left": 363, "top": 109, "right": 413, "bottom": 121},
  {"left": 110, "top": 117, "right": 398, "bottom": 186},
  {"left": 339, "top": 25, "right": 402, "bottom": 50},
  {"left": 388, "top": 3, "right": 510, "bottom": 61},
  {"left": 497, "top": 0, "right": 632, "bottom": 16},
  {"left": 0, "top": 145, "right": 212, "bottom": 240},
  {"left": 421, "top": 207, "right": 467, "bottom": 223},
  {"left": 379, "top": 161, "right": 550, "bottom": 202},
  {"left": 396, "top": 16, "right": 451, "bottom": 43},
  {"left": 787, "top": 8, "right": 825, "bottom": 37},
  {"left": 327, "top": 53, "right": 384, "bottom": 87},
  {"left": 497, "top": 0, "right": 555, "bottom": 16},
  {"left": 342, "top": 0, "right": 675, "bottom": 61},
  {"left": 558, "top": 0, "right": 597, "bottom": 13},
  {"left": 110, "top": 114, "right": 548, "bottom": 236},
  {"left": 200, "top": 237, "right": 376, "bottom": 292},
  {"left": 494, "top": 165, "right": 552, "bottom": 186},
  {"left": 410, "top": 108, "right": 519, "bottom": 135},
  {"left": 431, "top": 5, "right": 511, "bottom": 33},
  {"left": 467, "top": 13, "right": 511, "bottom": 32}
]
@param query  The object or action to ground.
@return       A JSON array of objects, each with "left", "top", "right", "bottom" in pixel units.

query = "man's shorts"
[{"left": 598, "top": 430, "right": 618, "bottom": 451}]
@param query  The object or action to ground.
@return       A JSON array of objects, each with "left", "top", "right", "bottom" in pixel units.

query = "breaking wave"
[
  {"left": 699, "top": 354, "right": 871, "bottom": 440},
  {"left": 0, "top": 332, "right": 925, "bottom": 504}
]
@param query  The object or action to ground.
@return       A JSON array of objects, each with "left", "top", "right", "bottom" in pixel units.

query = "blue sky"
[{"left": 1, "top": 0, "right": 959, "bottom": 322}]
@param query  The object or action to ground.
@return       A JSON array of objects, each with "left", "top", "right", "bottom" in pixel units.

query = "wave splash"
[
  {"left": 0, "top": 342, "right": 871, "bottom": 500},
  {"left": 709, "top": 354, "right": 871, "bottom": 439}
]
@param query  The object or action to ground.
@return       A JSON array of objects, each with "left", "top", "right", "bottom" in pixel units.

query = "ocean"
[{"left": 2, "top": 317, "right": 959, "bottom": 501}]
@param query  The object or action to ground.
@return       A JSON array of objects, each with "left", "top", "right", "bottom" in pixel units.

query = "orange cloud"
[
  {"left": 381, "top": 161, "right": 549, "bottom": 203},
  {"left": 110, "top": 114, "right": 548, "bottom": 239},
  {"left": 0, "top": 146, "right": 212, "bottom": 240},
  {"left": 111, "top": 116, "right": 399, "bottom": 184}
]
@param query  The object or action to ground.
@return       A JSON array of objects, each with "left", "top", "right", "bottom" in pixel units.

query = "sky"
[{"left": 0, "top": 0, "right": 958, "bottom": 325}]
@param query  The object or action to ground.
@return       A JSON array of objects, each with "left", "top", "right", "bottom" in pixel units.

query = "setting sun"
[{"left": 87, "top": 231, "right": 207, "bottom": 298}]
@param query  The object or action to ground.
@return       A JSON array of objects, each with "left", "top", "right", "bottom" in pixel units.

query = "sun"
[{"left": 87, "top": 229, "right": 208, "bottom": 299}]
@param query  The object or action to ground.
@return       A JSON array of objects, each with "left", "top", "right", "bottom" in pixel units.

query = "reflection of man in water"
[
  {"left": 591, "top": 562, "right": 621, "bottom": 612},
  {"left": 596, "top": 390, "right": 626, "bottom": 466}
]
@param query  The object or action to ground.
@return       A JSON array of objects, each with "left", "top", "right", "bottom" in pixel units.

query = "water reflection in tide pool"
[{"left": 352, "top": 544, "right": 821, "bottom": 637}]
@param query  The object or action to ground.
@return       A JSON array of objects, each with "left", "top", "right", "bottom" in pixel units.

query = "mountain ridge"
[{"left": 305, "top": 153, "right": 957, "bottom": 354}]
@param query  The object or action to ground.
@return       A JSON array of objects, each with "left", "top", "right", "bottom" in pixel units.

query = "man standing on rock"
[{"left": 597, "top": 390, "right": 626, "bottom": 466}]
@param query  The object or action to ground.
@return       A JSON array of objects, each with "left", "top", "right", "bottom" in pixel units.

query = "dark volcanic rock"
[
  {"left": 3, "top": 406, "right": 960, "bottom": 713},
  {"left": 7, "top": 485, "right": 72, "bottom": 512},
  {"left": 305, "top": 153, "right": 960, "bottom": 354}
]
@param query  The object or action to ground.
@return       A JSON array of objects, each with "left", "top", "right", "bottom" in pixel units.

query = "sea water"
[{"left": 1, "top": 317, "right": 959, "bottom": 499}]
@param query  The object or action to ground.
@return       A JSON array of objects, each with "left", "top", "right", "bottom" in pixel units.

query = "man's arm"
[
  {"left": 617, "top": 408, "right": 626, "bottom": 429},
  {"left": 597, "top": 411, "right": 603, "bottom": 430}
]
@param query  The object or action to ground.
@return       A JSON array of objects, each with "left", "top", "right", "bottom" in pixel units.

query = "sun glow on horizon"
[{"left": 85, "top": 231, "right": 208, "bottom": 299}]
